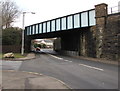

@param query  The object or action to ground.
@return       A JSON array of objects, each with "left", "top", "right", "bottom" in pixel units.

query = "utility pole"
[{"left": 21, "top": 12, "right": 35, "bottom": 55}]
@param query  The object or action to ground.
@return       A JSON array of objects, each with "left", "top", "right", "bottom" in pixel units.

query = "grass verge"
[
  {"left": 0, "top": 53, "right": 2, "bottom": 59},
  {"left": 0, "top": 53, "right": 25, "bottom": 59},
  {"left": 14, "top": 53, "right": 25, "bottom": 58}
]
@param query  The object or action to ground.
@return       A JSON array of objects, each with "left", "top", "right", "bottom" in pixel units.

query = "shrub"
[{"left": 2, "top": 27, "right": 22, "bottom": 45}]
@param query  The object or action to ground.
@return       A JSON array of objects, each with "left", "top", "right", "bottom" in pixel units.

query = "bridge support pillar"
[
  {"left": 24, "top": 30, "right": 32, "bottom": 53},
  {"left": 95, "top": 3, "right": 108, "bottom": 58},
  {"left": 79, "top": 32, "right": 86, "bottom": 56}
]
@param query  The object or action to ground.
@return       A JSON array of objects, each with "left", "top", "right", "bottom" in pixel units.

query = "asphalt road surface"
[{"left": 2, "top": 49, "right": 118, "bottom": 89}]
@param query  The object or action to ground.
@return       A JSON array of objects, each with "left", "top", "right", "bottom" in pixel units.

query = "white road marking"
[
  {"left": 79, "top": 63, "right": 104, "bottom": 71},
  {"left": 49, "top": 54, "right": 103, "bottom": 71},
  {"left": 49, "top": 54, "right": 72, "bottom": 62},
  {"left": 49, "top": 54, "right": 63, "bottom": 60},
  {"left": 64, "top": 60, "right": 72, "bottom": 62},
  {"left": 64, "top": 60, "right": 69, "bottom": 62}
]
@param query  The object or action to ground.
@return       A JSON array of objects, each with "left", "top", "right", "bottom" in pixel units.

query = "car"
[{"left": 36, "top": 47, "right": 41, "bottom": 52}]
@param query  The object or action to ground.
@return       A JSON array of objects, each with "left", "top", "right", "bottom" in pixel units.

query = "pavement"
[
  {"left": 41, "top": 49, "right": 118, "bottom": 65},
  {"left": 2, "top": 70, "right": 70, "bottom": 89},
  {"left": 74, "top": 56, "right": 119, "bottom": 65}
]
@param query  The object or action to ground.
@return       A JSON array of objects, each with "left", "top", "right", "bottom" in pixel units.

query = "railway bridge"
[{"left": 25, "top": 3, "right": 120, "bottom": 60}]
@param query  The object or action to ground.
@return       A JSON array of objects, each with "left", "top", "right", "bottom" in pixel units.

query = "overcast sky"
[{"left": 13, "top": 0, "right": 120, "bottom": 28}]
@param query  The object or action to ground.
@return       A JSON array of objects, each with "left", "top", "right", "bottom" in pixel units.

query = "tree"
[
  {"left": 2, "top": 0, "right": 20, "bottom": 28},
  {"left": 0, "top": 2, "right": 2, "bottom": 30},
  {"left": 2, "top": 27, "right": 22, "bottom": 45}
]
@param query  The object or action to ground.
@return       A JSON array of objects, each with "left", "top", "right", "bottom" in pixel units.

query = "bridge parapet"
[{"left": 25, "top": 9, "right": 96, "bottom": 35}]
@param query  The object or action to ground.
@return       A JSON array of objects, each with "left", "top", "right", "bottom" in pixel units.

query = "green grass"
[
  {"left": 0, "top": 53, "right": 25, "bottom": 59},
  {"left": 14, "top": 53, "right": 25, "bottom": 58},
  {"left": 0, "top": 53, "right": 2, "bottom": 59}
]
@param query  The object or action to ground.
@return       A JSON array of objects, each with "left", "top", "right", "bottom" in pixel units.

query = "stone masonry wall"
[
  {"left": 95, "top": 3, "right": 120, "bottom": 61},
  {"left": 70, "top": 3, "right": 120, "bottom": 60},
  {"left": 102, "top": 14, "right": 120, "bottom": 60},
  {"left": 80, "top": 27, "right": 96, "bottom": 58},
  {"left": 95, "top": 3, "right": 108, "bottom": 58}
]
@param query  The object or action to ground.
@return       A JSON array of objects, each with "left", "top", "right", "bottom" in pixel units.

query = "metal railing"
[
  {"left": 25, "top": 9, "right": 96, "bottom": 36},
  {"left": 108, "top": 5, "right": 120, "bottom": 14}
]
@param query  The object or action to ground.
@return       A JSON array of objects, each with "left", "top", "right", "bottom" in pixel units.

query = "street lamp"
[{"left": 21, "top": 12, "right": 35, "bottom": 55}]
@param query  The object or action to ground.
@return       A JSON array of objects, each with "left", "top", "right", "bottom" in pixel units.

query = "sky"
[{"left": 13, "top": 0, "right": 120, "bottom": 28}]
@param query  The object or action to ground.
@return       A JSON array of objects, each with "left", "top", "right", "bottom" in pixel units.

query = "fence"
[{"left": 108, "top": 5, "right": 120, "bottom": 14}]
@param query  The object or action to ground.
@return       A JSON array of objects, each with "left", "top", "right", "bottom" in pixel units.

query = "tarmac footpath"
[{"left": 1, "top": 70, "right": 71, "bottom": 90}]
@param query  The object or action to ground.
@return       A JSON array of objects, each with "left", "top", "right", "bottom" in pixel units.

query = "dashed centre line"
[
  {"left": 64, "top": 60, "right": 72, "bottom": 62},
  {"left": 49, "top": 54, "right": 63, "bottom": 60},
  {"left": 79, "top": 63, "right": 104, "bottom": 71},
  {"left": 48, "top": 54, "right": 72, "bottom": 63},
  {"left": 49, "top": 54, "right": 104, "bottom": 71}
]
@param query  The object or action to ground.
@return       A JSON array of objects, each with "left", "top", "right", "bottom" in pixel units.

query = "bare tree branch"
[
  {"left": 0, "top": 2, "right": 2, "bottom": 30},
  {"left": 2, "top": 0, "right": 20, "bottom": 28}
]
